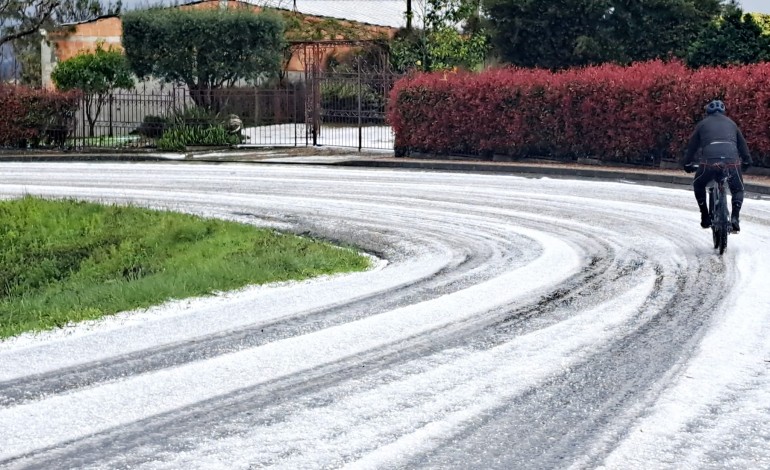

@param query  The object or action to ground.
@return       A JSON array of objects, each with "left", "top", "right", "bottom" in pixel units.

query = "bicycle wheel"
[
  {"left": 709, "top": 188, "right": 719, "bottom": 249},
  {"left": 719, "top": 225, "right": 728, "bottom": 255},
  {"left": 718, "top": 188, "right": 730, "bottom": 255}
]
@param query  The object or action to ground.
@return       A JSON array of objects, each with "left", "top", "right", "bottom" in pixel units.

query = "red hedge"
[
  {"left": 0, "top": 85, "right": 81, "bottom": 148},
  {"left": 388, "top": 61, "right": 770, "bottom": 166}
]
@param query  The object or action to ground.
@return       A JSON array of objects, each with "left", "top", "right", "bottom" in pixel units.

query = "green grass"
[{"left": 0, "top": 196, "right": 370, "bottom": 339}]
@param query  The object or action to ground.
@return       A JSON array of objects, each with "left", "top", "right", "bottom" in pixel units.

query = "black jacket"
[{"left": 683, "top": 113, "right": 752, "bottom": 165}]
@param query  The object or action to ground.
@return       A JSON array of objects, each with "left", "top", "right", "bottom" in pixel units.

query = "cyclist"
[{"left": 683, "top": 99, "right": 752, "bottom": 232}]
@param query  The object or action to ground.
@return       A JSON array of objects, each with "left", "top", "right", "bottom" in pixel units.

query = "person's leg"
[
  {"left": 692, "top": 167, "right": 711, "bottom": 228},
  {"left": 727, "top": 167, "right": 745, "bottom": 232}
]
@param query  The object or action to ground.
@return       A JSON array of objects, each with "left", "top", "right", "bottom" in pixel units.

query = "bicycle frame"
[{"left": 705, "top": 163, "right": 733, "bottom": 255}]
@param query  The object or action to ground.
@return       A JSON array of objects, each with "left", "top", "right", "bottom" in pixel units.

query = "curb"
[
  {"left": 0, "top": 153, "right": 185, "bottom": 162},
  {"left": 3, "top": 152, "right": 770, "bottom": 196},
  {"left": 335, "top": 159, "right": 770, "bottom": 196}
]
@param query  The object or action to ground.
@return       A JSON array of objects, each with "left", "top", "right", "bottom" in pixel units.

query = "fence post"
[
  {"left": 108, "top": 93, "right": 114, "bottom": 138},
  {"left": 81, "top": 98, "right": 87, "bottom": 142},
  {"left": 293, "top": 85, "right": 298, "bottom": 147},
  {"left": 357, "top": 59, "right": 362, "bottom": 152},
  {"left": 254, "top": 86, "right": 259, "bottom": 129},
  {"left": 312, "top": 62, "right": 320, "bottom": 146}
]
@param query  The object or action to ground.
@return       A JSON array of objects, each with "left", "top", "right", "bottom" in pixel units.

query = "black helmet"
[{"left": 705, "top": 100, "right": 726, "bottom": 114}]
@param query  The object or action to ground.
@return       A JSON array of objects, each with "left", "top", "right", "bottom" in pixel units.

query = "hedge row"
[
  {"left": 0, "top": 85, "right": 81, "bottom": 148},
  {"left": 388, "top": 61, "right": 770, "bottom": 166}
]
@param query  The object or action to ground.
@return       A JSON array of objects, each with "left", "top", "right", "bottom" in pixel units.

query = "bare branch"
[{"left": 0, "top": 0, "right": 60, "bottom": 47}]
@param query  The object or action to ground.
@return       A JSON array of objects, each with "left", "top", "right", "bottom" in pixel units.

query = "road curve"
[{"left": 0, "top": 162, "right": 769, "bottom": 469}]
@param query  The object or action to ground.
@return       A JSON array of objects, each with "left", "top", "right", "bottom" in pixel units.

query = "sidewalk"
[
  {"left": 190, "top": 148, "right": 770, "bottom": 196},
  {"left": 3, "top": 147, "right": 770, "bottom": 196}
]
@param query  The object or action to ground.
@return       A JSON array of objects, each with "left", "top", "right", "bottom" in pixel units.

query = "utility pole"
[{"left": 406, "top": 0, "right": 412, "bottom": 31}]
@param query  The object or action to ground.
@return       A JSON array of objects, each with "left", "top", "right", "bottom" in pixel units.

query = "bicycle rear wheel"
[
  {"left": 719, "top": 226, "right": 728, "bottom": 255},
  {"left": 709, "top": 188, "right": 719, "bottom": 249},
  {"left": 718, "top": 188, "right": 730, "bottom": 255}
]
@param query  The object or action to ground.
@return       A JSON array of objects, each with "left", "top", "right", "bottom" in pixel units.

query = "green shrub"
[
  {"left": 157, "top": 125, "right": 239, "bottom": 151},
  {"left": 51, "top": 44, "right": 134, "bottom": 137},
  {"left": 0, "top": 84, "right": 80, "bottom": 148},
  {"left": 135, "top": 115, "right": 167, "bottom": 138},
  {"left": 321, "top": 80, "right": 381, "bottom": 112},
  {"left": 167, "top": 106, "right": 220, "bottom": 128}
]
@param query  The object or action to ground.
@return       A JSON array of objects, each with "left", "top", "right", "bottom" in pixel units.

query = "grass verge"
[{"left": 0, "top": 196, "right": 370, "bottom": 339}]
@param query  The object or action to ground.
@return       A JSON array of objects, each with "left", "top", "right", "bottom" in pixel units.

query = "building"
[{"left": 44, "top": 0, "right": 404, "bottom": 88}]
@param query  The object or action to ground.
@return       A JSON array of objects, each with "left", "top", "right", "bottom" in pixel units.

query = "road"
[{"left": 0, "top": 162, "right": 769, "bottom": 469}]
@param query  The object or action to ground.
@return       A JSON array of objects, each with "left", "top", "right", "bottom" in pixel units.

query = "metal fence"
[
  {"left": 63, "top": 72, "right": 398, "bottom": 151},
  {"left": 309, "top": 72, "right": 396, "bottom": 150},
  {"left": 70, "top": 88, "right": 191, "bottom": 149}
]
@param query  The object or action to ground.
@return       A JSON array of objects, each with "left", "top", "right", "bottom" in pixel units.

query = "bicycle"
[{"left": 703, "top": 162, "right": 736, "bottom": 255}]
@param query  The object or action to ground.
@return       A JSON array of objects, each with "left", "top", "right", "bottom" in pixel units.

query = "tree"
[
  {"left": 687, "top": 10, "right": 770, "bottom": 67},
  {"left": 53, "top": 0, "right": 120, "bottom": 24},
  {"left": 0, "top": 0, "right": 59, "bottom": 47},
  {"left": 483, "top": 0, "right": 611, "bottom": 69},
  {"left": 51, "top": 43, "right": 133, "bottom": 136},
  {"left": 483, "top": 0, "right": 728, "bottom": 69},
  {"left": 8, "top": 0, "right": 120, "bottom": 86},
  {"left": 390, "top": 0, "right": 488, "bottom": 72},
  {"left": 604, "top": 0, "right": 724, "bottom": 62},
  {"left": 122, "top": 8, "right": 285, "bottom": 109}
]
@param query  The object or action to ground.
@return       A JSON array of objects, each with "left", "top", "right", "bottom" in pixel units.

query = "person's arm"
[
  {"left": 736, "top": 128, "right": 753, "bottom": 165},
  {"left": 683, "top": 124, "right": 701, "bottom": 165}
]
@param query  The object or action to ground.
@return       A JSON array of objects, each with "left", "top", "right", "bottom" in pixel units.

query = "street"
[{"left": 1, "top": 162, "right": 769, "bottom": 469}]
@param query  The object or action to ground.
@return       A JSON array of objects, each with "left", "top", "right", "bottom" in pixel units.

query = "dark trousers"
[{"left": 692, "top": 164, "right": 745, "bottom": 215}]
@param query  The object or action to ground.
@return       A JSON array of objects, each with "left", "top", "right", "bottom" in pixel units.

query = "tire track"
[
  {"left": 0, "top": 162, "right": 757, "bottom": 469},
  {"left": 1, "top": 233, "right": 616, "bottom": 469}
]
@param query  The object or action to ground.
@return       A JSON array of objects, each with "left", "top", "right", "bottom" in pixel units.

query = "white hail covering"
[{"left": 0, "top": 162, "right": 768, "bottom": 469}]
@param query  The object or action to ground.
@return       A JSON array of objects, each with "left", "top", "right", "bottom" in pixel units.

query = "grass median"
[{"left": 0, "top": 196, "right": 370, "bottom": 339}]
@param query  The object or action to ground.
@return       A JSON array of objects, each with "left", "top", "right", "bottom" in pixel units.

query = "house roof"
[
  {"left": 257, "top": 0, "right": 415, "bottom": 28},
  {"left": 73, "top": 0, "right": 416, "bottom": 29}
]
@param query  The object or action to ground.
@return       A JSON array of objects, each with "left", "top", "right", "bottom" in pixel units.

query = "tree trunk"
[{"left": 189, "top": 84, "right": 214, "bottom": 110}]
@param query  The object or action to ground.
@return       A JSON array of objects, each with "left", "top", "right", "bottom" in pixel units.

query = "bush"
[
  {"left": 0, "top": 84, "right": 81, "bottom": 148},
  {"left": 135, "top": 115, "right": 167, "bottom": 139},
  {"left": 154, "top": 106, "right": 241, "bottom": 150},
  {"left": 51, "top": 44, "right": 134, "bottom": 138},
  {"left": 167, "top": 106, "right": 220, "bottom": 129},
  {"left": 388, "top": 60, "right": 770, "bottom": 166},
  {"left": 156, "top": 125, "right": 240, "bottom": 151},
  {"left": 321, "top": 80, "right": 381, "bottom": 112},
  {"left": 122, "top": 8, "right": 285, "bottom": 110}
]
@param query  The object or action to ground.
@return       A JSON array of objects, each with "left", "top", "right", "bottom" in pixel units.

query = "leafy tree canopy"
[
  {"left": 51, "top": 41, "right": 132, "bottom": 93},
  {"left": 687, "top": 10, "right": 770, "bottom": 67},
  {"left": 483, "top": 0, "right": 730, "bottom": 69},
  {"left": 54, "top": 0, "right": 120, "bottom": 24},
  {"left": 51, "top": 42, "right": 133, "bottom": 136},
  {"left": 122, "top": 8, "right": 285, "bottom": 108},
  {"left": 390, "top": 0, "right": 488, "bottom": 72}
]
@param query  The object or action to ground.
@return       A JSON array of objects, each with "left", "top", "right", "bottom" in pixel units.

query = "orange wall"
[{"left": 52, "top": 16, "right": 123, "bottom": 61}]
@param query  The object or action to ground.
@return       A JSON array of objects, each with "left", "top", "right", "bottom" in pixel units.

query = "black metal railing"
[{"left": 9, "top": 72, "right": 400, "bottom": 152}]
